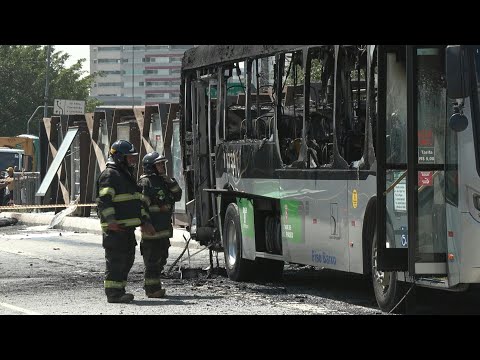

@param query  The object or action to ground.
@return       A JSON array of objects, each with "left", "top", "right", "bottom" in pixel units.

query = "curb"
[{"left": 1, "top": 212, "right": 203, "bottom": 249}]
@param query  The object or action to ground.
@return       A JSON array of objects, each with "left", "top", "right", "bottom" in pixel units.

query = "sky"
[{"left": 54, "top": 45, "right": 90, "bottom": 74}]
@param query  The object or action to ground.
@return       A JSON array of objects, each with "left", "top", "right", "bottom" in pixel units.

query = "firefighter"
[
  {"left": 96, "top": 140, "right": 155, "bottom": 303},
  {"left": 138, "top": 151, "right": 182, "bottom": 298}
]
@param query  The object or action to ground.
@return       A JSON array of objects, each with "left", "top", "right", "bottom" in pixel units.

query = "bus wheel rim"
[
  {"left": 373, "top": 244, "right": 391, "bottom": 292},
  {"left": 227, "top": 219, "right": 237, "bottom": 269}
]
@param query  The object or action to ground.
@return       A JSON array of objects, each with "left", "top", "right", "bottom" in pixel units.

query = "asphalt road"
[{"left": 1, "top": 223, "right": 480, "bottom": 315}]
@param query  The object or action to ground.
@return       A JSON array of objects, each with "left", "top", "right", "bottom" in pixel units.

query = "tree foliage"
[{"left": 0, "top": 45, "right": 100, "bottom": 136}]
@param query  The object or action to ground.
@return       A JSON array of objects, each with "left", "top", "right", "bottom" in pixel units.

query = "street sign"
[{"left": 53, "top": 99, "right": 85, "bottom": 115}]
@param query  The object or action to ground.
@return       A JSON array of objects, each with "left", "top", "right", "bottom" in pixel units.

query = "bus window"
[
  {"left": 278, "top": 50, "right": 305, "bottom": 166},
  {"left": 251, "top": 56, "right": 275, "bottom": 140},
  {"left": 224, "top": 63, "right": 245, "bottom": 141},
  {"left": 386, "top": 46, "right": 407, "bottom": 165},
  {"left": 369, "top": 47, "right": 378, "bottom": 161},
  {"left": 306, "top": 46, "right": 335, "bottom": 167},
  {"left": 416, "top": 47, "right": 448, "bottom": 258},
  {"left": 333, "top": 46, "right": 367, "bottom": 168}
]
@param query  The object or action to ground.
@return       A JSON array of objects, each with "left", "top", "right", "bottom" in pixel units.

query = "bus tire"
[
  {"left": 223, "top": 203, "right": 254, "bottom": 281},
  {"left": 371, "top": 228, "right": 406, "bottom": 313}
]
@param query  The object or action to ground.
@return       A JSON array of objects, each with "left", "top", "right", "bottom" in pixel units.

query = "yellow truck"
[{"left": 0, "top": 135, "right": 39, "bottom": 172}]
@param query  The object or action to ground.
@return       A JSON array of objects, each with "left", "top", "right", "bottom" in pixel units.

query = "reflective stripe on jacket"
[
  {"left": 138, "top": 174, "right": 182, "bottom": 238},
  {"left": 96, "top": 162, "right": 150, "bottom": 231}
]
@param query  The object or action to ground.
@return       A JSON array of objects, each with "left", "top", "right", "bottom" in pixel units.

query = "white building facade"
[{"left": 90, "top": 45, "right": 193, "bottom": 106}]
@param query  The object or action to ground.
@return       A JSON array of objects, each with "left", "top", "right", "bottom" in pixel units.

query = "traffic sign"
[{"left": 53, "top": 99, "right": 85, "bottom": 115}]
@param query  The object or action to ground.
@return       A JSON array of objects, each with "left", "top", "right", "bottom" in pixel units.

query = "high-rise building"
[{"left": 90, "top": 45, "right": 193, "bottom": 106}]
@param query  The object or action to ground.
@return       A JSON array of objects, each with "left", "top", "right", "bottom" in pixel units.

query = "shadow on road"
[{"left": 133, "top": 294, "right": 223, "bottom": 306}]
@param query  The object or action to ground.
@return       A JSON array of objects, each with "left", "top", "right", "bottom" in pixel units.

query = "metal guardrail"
[{"left": 12, "top": 172, "right": 41, "bottom": 206}]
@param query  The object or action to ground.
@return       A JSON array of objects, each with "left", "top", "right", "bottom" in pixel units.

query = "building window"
[
  {"left": 146, "top": 93, "right": 166, "bottom": 98},
  {"left": 147, "top": 45, "right": 170, "bottom": 50},
  {"left": 98, "top": 82, "right": 123, "bottom": 87},
  {"left": 98, "top": 59, "right": 121, "bottom": 64},
  {"left": 98, "top": 46, "right": 122, "bottom": 51}
]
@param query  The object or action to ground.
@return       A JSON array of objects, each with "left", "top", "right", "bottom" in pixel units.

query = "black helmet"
[
  {"left": 142, "top": 151, "right": 167, "bottom": 174},
  {"left": 109, "top": 140, "right": 138, "bottom": 165}
]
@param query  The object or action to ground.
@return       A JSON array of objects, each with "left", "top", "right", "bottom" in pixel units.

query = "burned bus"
[{"left": 179, "top": 45, "right": 480, "bottom": 313}]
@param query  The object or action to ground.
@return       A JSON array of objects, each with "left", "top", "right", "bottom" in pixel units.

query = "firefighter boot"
[
  {"left": 146, "top": 288, "right": 166, "bottom": 298},
  {"left": 107, "top": 293, "right": 135, "bottom": 303}
]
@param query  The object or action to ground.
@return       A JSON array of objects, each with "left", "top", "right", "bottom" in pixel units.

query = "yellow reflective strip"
[
  {"left": 117, "top": 218, "right": 142, "bottom": 227},
  {"left": 142, "top": 229, "right": 171, "bottom": 239},
  {"left": 101, "top": 207, "right": 116, "bottom": 217},
  {"left": 156, "top": 229, "right": 171, "bottom": 237},
  {"left": 149, "top": 205, "right": 161, "bottom": 212},
  {"left": 113, "top": 194, "right": 135, "bottom": 202},
  {"left": 99, "top": 187, "right": 116, "bottom": 197},
  {"left": 144, "top": 278, "right": 161, "bottom": 286},
  {"left": 142, "top": 234, "right": 164, "bottom": 239},
  {"left": 122, "top": 281, "right": 127, "bottom": 286},
  {"left": 104, "top": 280, "right": 124, "bottom": 289},
  {"left": 113, "top": 192, "right": 142, "bottom": 202}
]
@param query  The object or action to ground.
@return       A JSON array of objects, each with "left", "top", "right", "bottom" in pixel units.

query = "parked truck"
[{"left": 0, "top": 135, "right": 39, "bottom": 172}]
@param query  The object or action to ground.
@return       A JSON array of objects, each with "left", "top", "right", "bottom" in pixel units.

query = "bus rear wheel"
[
  {"left": 371, "top": 228, "right": 406, "bottom": 313},
  {"left": 223, "top": 203, "right": 254, "bottom": 281}
]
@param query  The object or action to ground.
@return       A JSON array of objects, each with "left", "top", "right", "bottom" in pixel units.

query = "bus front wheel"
[
  {"left": 223, "top": 203, "right": 254, "bottom": 281},
  {"left": 371, "top": 228, "right": 406, "bottom": 313}
]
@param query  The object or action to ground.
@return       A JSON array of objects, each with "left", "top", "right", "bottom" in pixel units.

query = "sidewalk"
[{"left": 1, "top": 212, "right": 203, "bottom": 249}]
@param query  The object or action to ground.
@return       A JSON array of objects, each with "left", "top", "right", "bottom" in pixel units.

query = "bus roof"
[{"left": 182, "top": 45, "right": 308, "bottom": 71}]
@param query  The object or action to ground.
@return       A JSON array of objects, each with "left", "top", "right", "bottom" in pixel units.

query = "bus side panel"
[
  {"left": 458, "top": 213, "right": 480, "bottom": 284},
  {"left": 237, "top": 197, "right": 256, "bottom": 261},
  {"left": 446, "top": 203, "right": 461, "bottom": 286},
  {"left": 279, "top": 178, "right": 349, "bottom": 271},
  {"left": 215, "top": 175, "right": 281, "bottom": 261},
  {"left": 347, "top": 176, "right": 376, "bottom": 274},
  {"left": 456, "top": 100, "right": 480, "bottom": 284}
]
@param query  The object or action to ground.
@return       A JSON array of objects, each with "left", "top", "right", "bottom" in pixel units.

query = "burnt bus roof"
[{"left": 181, "top": 45, "right": 309, "bottom": 71}]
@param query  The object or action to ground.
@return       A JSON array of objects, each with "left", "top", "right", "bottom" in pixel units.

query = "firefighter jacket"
[
  {"left": 96, "top": 161, "right": 150, "bottom": 232},
  {"left": 138, "top": 174, "right": 182, "bottom": 240}
]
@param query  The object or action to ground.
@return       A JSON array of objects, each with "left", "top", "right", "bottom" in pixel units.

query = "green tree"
[
  {"left": 0, "top": 45, "right": 100, "bottom": 136},
  {"left": 86, "top": 97, "right": 103, "bottom": 112}
]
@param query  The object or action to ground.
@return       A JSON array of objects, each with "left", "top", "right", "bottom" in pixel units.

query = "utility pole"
[
  {"left": 40, "top": 45, "right": 52, "bottom": 185},
  {"left": 43, "top": 45, "right": 51, "bottom": 119}
]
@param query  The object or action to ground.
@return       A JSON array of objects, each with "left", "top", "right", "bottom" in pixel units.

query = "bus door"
[
  {"left": 190, "top": 76, "right": 214, "bottom": 236},
  {"left": 377, "top": 45, "right": 448, "bottom": 277}
]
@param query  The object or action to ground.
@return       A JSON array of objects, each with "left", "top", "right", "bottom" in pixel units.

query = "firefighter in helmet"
[
  {"left": 138, "top": 151, "right": 182, "bottom": 298},
  {"left": 96, "top": 140, "right": 155, "bottom": 303}
]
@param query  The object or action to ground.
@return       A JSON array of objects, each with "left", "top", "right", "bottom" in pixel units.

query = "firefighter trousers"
[
  {"left": 140, "top": 237, "right": 170, "bottom": 294},
  {"left": 103, "top": 229, "right": 136, "bottom": 298}
]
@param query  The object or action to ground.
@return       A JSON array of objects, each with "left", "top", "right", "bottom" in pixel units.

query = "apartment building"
[{"left": 90, "top": 45, "right": 193, "bottom": 106}]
